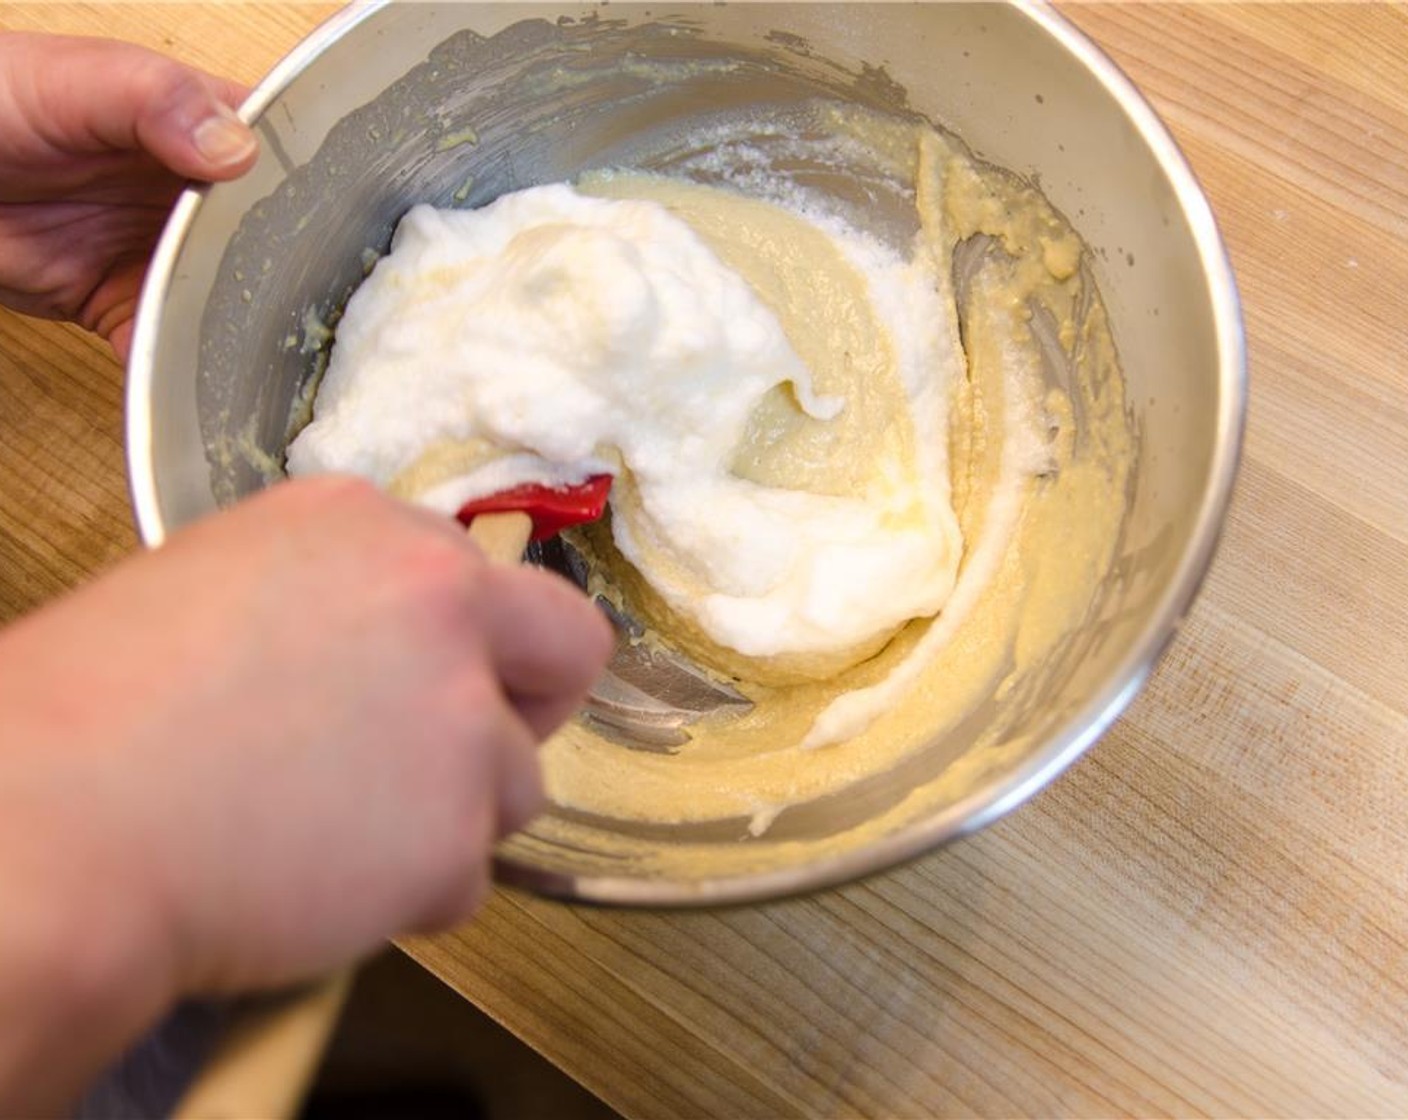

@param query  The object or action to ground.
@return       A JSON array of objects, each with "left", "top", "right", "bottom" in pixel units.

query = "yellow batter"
[{"left": 536, "top": 127, "right": 1129, "bottom": 844}]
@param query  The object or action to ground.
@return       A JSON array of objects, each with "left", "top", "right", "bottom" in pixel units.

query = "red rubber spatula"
[
  {"left": 456, "top": 472, "right": 613, "bottom": 562},
  {"left": 173, "top": 474, "right": 615, "bottom": 1120}
]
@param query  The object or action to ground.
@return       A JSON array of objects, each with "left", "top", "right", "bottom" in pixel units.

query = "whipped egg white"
[{"left": 287, "top": 179, "right": 966, "bottom": 670}]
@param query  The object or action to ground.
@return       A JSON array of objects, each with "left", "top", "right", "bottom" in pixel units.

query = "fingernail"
[{"left": 193, "top": 109, "right": 257, "bottom": 167}]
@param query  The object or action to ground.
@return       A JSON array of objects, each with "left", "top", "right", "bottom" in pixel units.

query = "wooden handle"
[
  {"left": 172, "top": 970, "right": 353, "bottom": 1119},
  {"left": 466, "top": 509, "right": 533, "bottom": 564}
]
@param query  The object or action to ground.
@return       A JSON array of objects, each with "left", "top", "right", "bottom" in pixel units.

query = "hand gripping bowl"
[{"left": 127, "top": 2, "right": 1245, "bottom": 906}]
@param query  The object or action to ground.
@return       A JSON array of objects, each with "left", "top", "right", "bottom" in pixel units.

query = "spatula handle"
[
  {"left": 171, "top": 971, "right": 352, "bottom": 1119},
  {"left": 466, "top": 509, "right": 534, "bottom": 564}
]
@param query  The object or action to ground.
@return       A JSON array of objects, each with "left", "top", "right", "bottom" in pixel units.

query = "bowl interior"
[{"left": 130, "top": 2, "right": 1241, "bottom": 904}]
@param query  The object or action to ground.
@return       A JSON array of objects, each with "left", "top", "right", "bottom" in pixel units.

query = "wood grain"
[{"left": 1, "top": 4, "right": 1404, "bottom": 1118}]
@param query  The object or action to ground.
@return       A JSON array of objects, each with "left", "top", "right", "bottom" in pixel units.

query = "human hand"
[
  {"left": 0, "top": 33, "right": 257, "bottom": 358},
  {"left": 0, "top": 477, "right": 611, "bottom": 1110}
]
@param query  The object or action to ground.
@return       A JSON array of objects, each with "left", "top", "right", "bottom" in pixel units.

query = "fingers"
[
  {"left": 13, "top": 35, "right": 258, "bottom": 181},
  {"left": 474, "top": 564, "right": 615, "bottom": 740},
  {"left": 241, "top": 478, "right": 606, "bottom": 785},
  {"left": 492, "top": 716, "right": 546, "bottom": 838},
  {"left": 408, "top": 702, "right": 544, "bottom": 933},
  {"left": 378, "top": 489, "right": 613, "bottom": 738},
  {"left": 108, "top": 319, "right": 136, "bottom": 365},
  {"left": 282, "top": 475, "right": 610, "bottom": 735}
]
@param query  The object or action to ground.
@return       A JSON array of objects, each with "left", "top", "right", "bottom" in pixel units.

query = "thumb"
[
  {"left": 128, "top": 57, "right": 258, "bottom": 180},
  {"left": 13, "top": 35, "right": 258, "bottom": 181}
]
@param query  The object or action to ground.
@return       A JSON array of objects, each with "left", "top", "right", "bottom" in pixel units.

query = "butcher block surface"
[{"left": 0, "top": 5, "right": 1404, "bottom": 1117}]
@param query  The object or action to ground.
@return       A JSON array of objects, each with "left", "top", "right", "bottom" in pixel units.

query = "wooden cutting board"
[{"left": 1, "top": 4, "right": 1404, "bottom": 1116}]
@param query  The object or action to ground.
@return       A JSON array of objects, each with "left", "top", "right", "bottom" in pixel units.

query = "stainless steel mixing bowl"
[{"left": 127, "top": 1, "right": 1244, "bottom": 905}]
